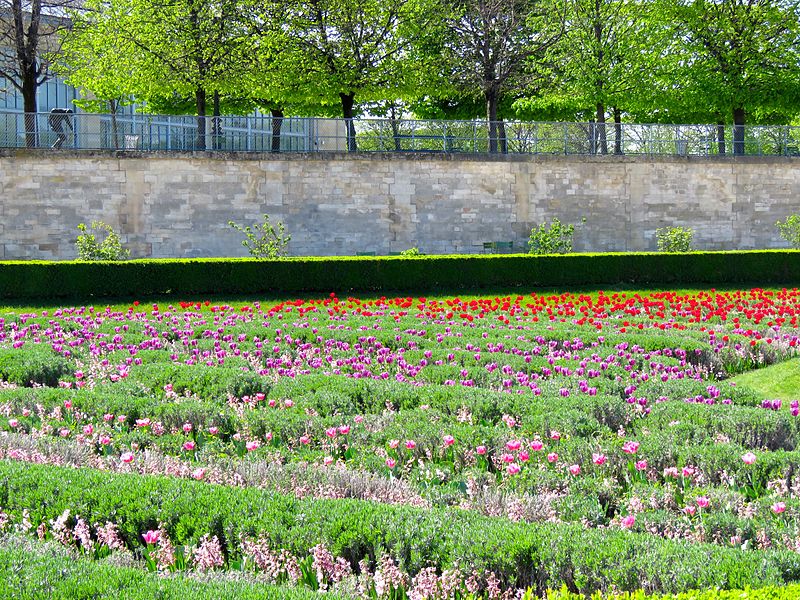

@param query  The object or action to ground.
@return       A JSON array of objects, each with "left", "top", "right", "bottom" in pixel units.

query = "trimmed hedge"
[
  {"left": 1, "top": 461, "right": 799, "bottom": 595},
  {"left": 1, "top": 250, "right": 800, "bottom": 299},
  {"left": 0, "top": 536, "right": 345, "bottom": 600}
]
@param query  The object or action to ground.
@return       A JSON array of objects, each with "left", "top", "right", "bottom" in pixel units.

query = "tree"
[
  {"left": 262, "top": 0, "right": 434, "bottom": 152},
  {"left": 655, "top": 0, "right": 800, "bottom": 155},
  {"left": 540, "top": 0, "right": 658, "bottom": 154},
  {"left": 0, "top": 0, "right": 76, "bottom": 146},
  {"left": 437, "top": 0, "right": 565, "bottom": 153},
  {"left": 62, "top": 0, "right": 251, "bottom": 149}
]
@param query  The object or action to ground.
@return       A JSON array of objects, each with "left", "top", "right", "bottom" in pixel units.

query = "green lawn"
[{"left": 729, "top": 358, "right": 800, "bottom": 401}]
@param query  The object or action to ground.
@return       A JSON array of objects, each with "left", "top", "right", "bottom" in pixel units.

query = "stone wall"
[{"left": 0, "top": 150, "right": 798, "bottom": 259}]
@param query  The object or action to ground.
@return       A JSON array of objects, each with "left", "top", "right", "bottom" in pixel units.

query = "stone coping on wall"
[{"left": 2, "top": 148, "right": 798, "bottom": 164}]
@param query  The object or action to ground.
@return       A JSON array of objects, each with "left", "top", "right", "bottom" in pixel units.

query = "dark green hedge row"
[
  {"left": 0, "top": 537, "right": 343, "bottom": 600},
  {"left": 1, "top": 461, "right": 799, "bottom": 595},
  {"left": 1, "top": 250, "right": 799, "bottom": 299}
]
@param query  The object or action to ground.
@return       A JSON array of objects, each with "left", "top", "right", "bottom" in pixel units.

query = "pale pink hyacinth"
[
  {"left": 193, "top": 534, "right": 225, "bottom": 571},
  {"left": 772, "top": 502, "right": 787, "bottom": 514},
  {"left": 742, "top": 451, "right": 757, "bottom": 465},
  {"left": 592, "top": 453, "right": 607, "bottom": 466},
  {"left": 120, "top": 451, "right": 134, "bottom": 463}
]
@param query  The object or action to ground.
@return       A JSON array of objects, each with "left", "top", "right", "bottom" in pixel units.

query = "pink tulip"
[
  {"left": 354, "top": 415, "right": 364, "bottom": 423},
  {"left": 284, "top": 399, "right": 294, "bottom": 408},
  {"left": 530, "top": 440, "right": 543, "bottom": 451},
  {"left": 635, "top": 460, "right": 648, "bottom": 471},
  {"left": 208, "top": 426, "right": 219, "bottom": 435},
  {"left": 664, "top": 467, "right": 679, "bottom": 478},
  {"left": 443, "top": 435, "right": 455, "bottom": 446},
  {"left": 741, "top": 452, "right": 757, "bottom": 465},
  {"left": 518, "top": 450, "right": 529, "bottom": 462},
  {"left": 299, "top": 435, "right": 310, "bottom": 445},
  {"left": 506, "top": 463, "right": 521, "bottom": 475},
  {"left": 683, "top": 505, "right": 697, "bottom": 516},
  {"left": 547, "top": 452, "right": 558, "bottom": 463},
  {"left": 325, "top": 427, "right": 337, "bottom": 438},
  {"left": 620, "top": 515, "right": 635, "bottom": 529},
  {"left": 569, "top": 464, "right": 581, "bottom": 475},
  {"left": 82, "top": 424, "right": 94, "bottom": 435},
  {"left": 135, "top": 418, "right": 151, "bottom": 428},
  {"left": 388, "top": 439, "right": 400, "bottom": 449},
  {"left": 405, "top": 440, "right": 416, "bottom": 450},
  {"left": 143, "top": 530, "right": 160, "bottom": 545},
  {"left": 592, "top": 453, "right": 607, "bottom": 466},
  {"left": 696, "top": 496, "right": 710, "bottom": 508},
  {"left": 622, "top": 441, "right": 640, "bottom": 454},
  {"left": 192, "top": 468, "right": 205, "bottom": 480},
  {"left": 476, "top": 445, "right": 487, "bottom": 455},
  {"left": 550, "top": 431, "right": 561, "bottom": 440},
  {"left": 99, "top": 435, "right": 112, "bottom": 445},
  {"left": 324, "top": 456, "right": 334, "bottom": 466},
  {"left": 682, "top": 465, "right": 696, "bottom": 477},
  {"left": 182, "top": 441, "right": 196, "bottom": 452},
  {"left": 772, "top": 502, "right": 786, "bottom": 514},
  {"left": 386, "top": 458, "right": 396, "bottom": 468},
  {"left": 8, "top": 419, "right": 18, "bottom": 428},
  {"left": 501, "top": 452, "right": 514, "bottom": 463},
  {"left": 506, "top": 439, "right": 521, "bottom": 452},
  {"left": 338, "top": 425, "right": 350, "bottom": 435},
  {"left": 120, "top": 451, "right": 134, "bottom": 463},
  {"left": 245, "top": 440, "right": 259, "bottom": 452},
  {"left": 103, "top": 413, "right": 114, "bottom": 422},
  {"left": 183, "top": 422, "right": 193, "bottom": 433}
]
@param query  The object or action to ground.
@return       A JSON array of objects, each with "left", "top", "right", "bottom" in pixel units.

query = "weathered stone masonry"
[{"left": 0, "top": 150, "right": 798, "bottom": 259}]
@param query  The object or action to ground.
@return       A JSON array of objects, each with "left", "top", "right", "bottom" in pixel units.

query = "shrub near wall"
[{"left": 1, "top": 251, "right": 800, "bottom": 300}]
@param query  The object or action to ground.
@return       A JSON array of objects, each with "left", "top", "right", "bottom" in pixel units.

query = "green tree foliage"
[
  {"left": 776, "top": 215, "right": 800, "bottom": 249},
  {"left": 436, "top": 0, "right": 565, "bottom": 153},
  {"left": 650, "top": 0, "right": 800, "bottom": 154},
  {"left": 62, "top": 0, "right": 251, "bottom": 149},
  {"left": 228, "top": 214, "right": 291, "bottom": 259},
  {"left": 525, "top": 0, "right": 659, "bottom": 153},
  {"left": 655, "top": 226, "right": 693, "bottom": 253},
  {"left": 258, "top": 0, "right": 436, "bottom": 151}
]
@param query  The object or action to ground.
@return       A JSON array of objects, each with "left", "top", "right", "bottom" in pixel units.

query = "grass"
[{"left": 729, "top": 358, "right": 800, "bottom": 401}]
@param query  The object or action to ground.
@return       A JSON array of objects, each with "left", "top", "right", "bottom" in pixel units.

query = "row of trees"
[{"left": 4, "top": 0, "right": 800, "bottom": 153}]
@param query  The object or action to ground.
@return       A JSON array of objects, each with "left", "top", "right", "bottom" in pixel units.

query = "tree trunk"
[
  {"left": 498, "top": 119, "right": 507, "bottom": 154},
  {"left": 732, "top": 107, "right": 745, "bottom": 156},
  {"left": 486, "top": 90, "right": 499, "bottom": 154},
  {"left": 194, "top": 87, "right": 207, "bottom": 150},
  {"left": 717, "top": 121, "right": 726, "bottom": 155},
  {"left": 390, "top": 104, "right": 402, "bottom": 151},
  {"left": 595, "top": 103, "right": 607, "bottom": 154},
  {"left": 212, "top": 90, "right": 221, "bottom": 150},
  {"left": 270, "top": 108, "right": 284, "bottom": 153},
  {"left": 22, "top": 73, "right": 37, "bottom": 148},
  {"left": 613, "top": 107, "right": 622, "bottom": 155},
  {"left": 109, "top": 98, "right": 120, "bottom": 150},
  {"left": 340, "top": 92, "right": 357, "bottom": 152}
]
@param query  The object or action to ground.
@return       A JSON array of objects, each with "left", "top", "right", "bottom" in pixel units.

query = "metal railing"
[{"left": 2, "top": 109, "right": 800, "bottom": 156}]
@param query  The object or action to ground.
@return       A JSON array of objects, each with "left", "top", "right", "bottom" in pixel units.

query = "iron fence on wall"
[{"left": 2, "top": 109, "right": 799, "bottom": 156}]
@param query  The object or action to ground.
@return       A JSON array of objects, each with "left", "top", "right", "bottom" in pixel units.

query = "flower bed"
[{"left": 0, "top": 288, "right": 799, "bottom": 596}]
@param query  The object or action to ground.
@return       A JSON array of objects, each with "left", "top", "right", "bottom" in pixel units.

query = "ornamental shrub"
[
  {"left": 228, "top": 214, "right": 291, "bottom": 259},
  {"left": 655, "top": 227, "right": 693, "bottom": 253},
  {"left": 75, "top": 221, "right": 129, "bottom": 261},
  {"left": 776, "top": 214, "right": 800, "bottom": 248},
  {"left": 528, "top": 218, "right": 585, "bottom": 255}
]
